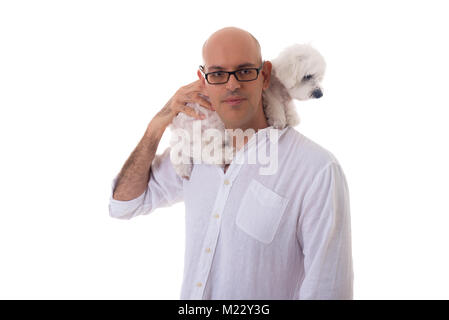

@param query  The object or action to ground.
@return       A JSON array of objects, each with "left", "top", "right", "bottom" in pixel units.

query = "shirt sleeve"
[
  {"left": 296, "top": 161, "right": 354, "bottom": 299},
  {"left": 108, "top": 147, "right": 184, "bottom": 220}
]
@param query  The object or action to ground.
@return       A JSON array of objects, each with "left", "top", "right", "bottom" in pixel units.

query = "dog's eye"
[{"left": 303, "top": 74, "right": 313, "bottom": 81}]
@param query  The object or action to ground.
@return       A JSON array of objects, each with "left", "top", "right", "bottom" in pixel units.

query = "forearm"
[{"left": 112, "top": 121, "right": 165, "bottom": 201}]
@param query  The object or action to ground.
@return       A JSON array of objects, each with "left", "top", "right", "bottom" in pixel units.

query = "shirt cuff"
[{"left": 108, "top": 174, "right": 146, "bottom": 219}]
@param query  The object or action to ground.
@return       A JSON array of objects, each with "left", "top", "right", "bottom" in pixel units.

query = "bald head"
[{"left": 202, "top": 27, "right": 262, "bottom": 69}]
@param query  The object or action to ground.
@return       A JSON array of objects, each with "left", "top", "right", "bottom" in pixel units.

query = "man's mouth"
[{"left": 224, "top": 97, "right": 246, "bottom": 105}]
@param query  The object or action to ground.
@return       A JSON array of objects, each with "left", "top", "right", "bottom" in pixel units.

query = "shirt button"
[
  {"left": 214, "top": 213, "right": 220, "bottom": 219},
  {"left": 205, "top": 248, "right": 211, "bottom": 253},
  {"left": 224, "top": 179, "right": 230, "bottom": 185},
  {"left": 196, "top": 282, "right": 202, "bottom": 287}
]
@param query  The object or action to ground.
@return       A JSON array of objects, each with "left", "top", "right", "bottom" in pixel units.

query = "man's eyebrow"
[{"left": 207, "top": 62, "right": 257, "bottom": 71}]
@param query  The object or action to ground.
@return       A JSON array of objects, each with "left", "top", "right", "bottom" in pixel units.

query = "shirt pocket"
[{"left": 235, "top": 179, "right": 289, "bottom": 244}]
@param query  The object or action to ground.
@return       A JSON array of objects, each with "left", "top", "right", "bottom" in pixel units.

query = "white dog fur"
[{"left": 169, "top": 43, "right": 326, "bottom": 179}]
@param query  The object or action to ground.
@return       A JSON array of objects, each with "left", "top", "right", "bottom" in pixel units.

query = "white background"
[{"left": 1, "top": 0, "right": 448, "bottom": 299}]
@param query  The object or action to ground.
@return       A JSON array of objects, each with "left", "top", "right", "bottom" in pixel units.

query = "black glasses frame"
[{"left": 199, "top": 62, "right": 264, "bottom": 85}]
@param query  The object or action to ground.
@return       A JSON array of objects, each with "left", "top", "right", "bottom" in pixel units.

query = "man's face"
[{"left": 198, "top": 34, "right": 271, "bottom": 130}]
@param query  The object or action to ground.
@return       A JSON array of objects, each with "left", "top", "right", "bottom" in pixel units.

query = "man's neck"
[
  {"left": 227, "top": 104, "right": 269, "bottom": 152},
  {"left": 231, "top": 129, "right": 262, "bottom": 152},
  {"left": 223, "top": 122, "right": 267, "bottom": 174}
]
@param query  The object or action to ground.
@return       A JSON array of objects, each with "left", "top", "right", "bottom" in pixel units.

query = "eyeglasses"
[{"left": 199, "top": 62, "right": 264, "bottom": 85}]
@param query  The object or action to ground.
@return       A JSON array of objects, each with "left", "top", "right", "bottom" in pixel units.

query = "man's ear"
[
  {"left": 197, "top": 70, "right": 205, "bottom": 85},
  {"left": 262, "top": 61, "right": 272, "bottom": 90}
]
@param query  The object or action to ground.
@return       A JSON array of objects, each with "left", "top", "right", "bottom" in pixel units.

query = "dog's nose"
[{"left": 312, "top": 89, "right": 323, "bottom": 99}]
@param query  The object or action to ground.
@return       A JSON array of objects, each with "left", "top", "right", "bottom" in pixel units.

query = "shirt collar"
[{"left": 234, "top": 125, "right": 290, "bottom": 163}]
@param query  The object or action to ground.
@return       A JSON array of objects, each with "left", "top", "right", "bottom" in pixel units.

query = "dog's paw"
[
  {"left": 272, "top": 119, "right": 286, "bottom": 129},
  {"left": 286, "top": 113, "right": 300, "bottom": 127}
]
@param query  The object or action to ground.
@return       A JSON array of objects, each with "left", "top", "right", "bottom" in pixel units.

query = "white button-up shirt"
[{"left": 109, "top": 126, "right": 354, "bottom": 299}]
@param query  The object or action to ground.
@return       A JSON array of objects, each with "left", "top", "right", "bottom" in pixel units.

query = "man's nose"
[{"left": 226, "top": 73, "right": 241, "bottom": 90}]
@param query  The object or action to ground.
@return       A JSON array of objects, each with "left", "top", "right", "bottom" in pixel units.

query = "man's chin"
[
  {"left": 217, "top": 106, "right": 251, "bottom": 128},
  {"left": 223, "top": 119, "right": 249, "bottom": 130}
]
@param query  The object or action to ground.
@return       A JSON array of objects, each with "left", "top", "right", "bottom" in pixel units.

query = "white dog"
[
  {"left": 263, "top": 43, "right": 326, "bottom": 129},
  {"left": 168, "top": 96, "right": 235, "bottom": 179},
  {"left": 169, "top": 43, "right": 326, "bottom": 179}
]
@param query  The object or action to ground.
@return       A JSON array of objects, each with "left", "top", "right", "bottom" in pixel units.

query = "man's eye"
[
  {"left": 211, "top": 72, "right": 225, "bottom": 77},
  {"left": 303, "top": 74, "right": 313, "bottom": 81},
  {"left": 238, "top": 69, "right": 251, "bottom": 74}
]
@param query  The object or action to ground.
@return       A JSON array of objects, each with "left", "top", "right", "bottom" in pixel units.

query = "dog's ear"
[{"left": 272, "top": 46, "right": 306, "bottom": 89}]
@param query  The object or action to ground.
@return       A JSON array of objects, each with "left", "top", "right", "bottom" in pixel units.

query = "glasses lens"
[
  {"left": 207, "top": 69, "right": 259, "bottom": 84},
  {"left": 208, "top": 72, "right": 228, "bottom": 84},
  {"left": 235, "top": 69, "right": 258, "bottom": 81}
]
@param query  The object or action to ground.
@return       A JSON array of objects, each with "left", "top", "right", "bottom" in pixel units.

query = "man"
[{"left": 109, "top": 27, "right": 354, "bottom": 299}]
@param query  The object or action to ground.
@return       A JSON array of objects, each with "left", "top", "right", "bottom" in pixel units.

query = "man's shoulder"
[{"left": 281, "top": 126, "right": 342, "bottom": 172}]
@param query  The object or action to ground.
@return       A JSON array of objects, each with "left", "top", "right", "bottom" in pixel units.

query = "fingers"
[
  {"left": 192, "top": 79, "right": 209, "bottom": 97},
  {"left": 193, "top": 81, "right": 214, "bottom": 111},
  {"left": 184, "top": 105, "right": 205, "bottom": 120},
  {"left": 196, "top": 93, "right": 215, "bottom": 111},
  {"left": 172, "top": 79, "right": 214, "bottom": 119},
  {"left": 175, "top": 104, "right": 205, "bottom": 120},
  {"left": 183, "top": 84, "right": 214, "bottom": 111}
]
